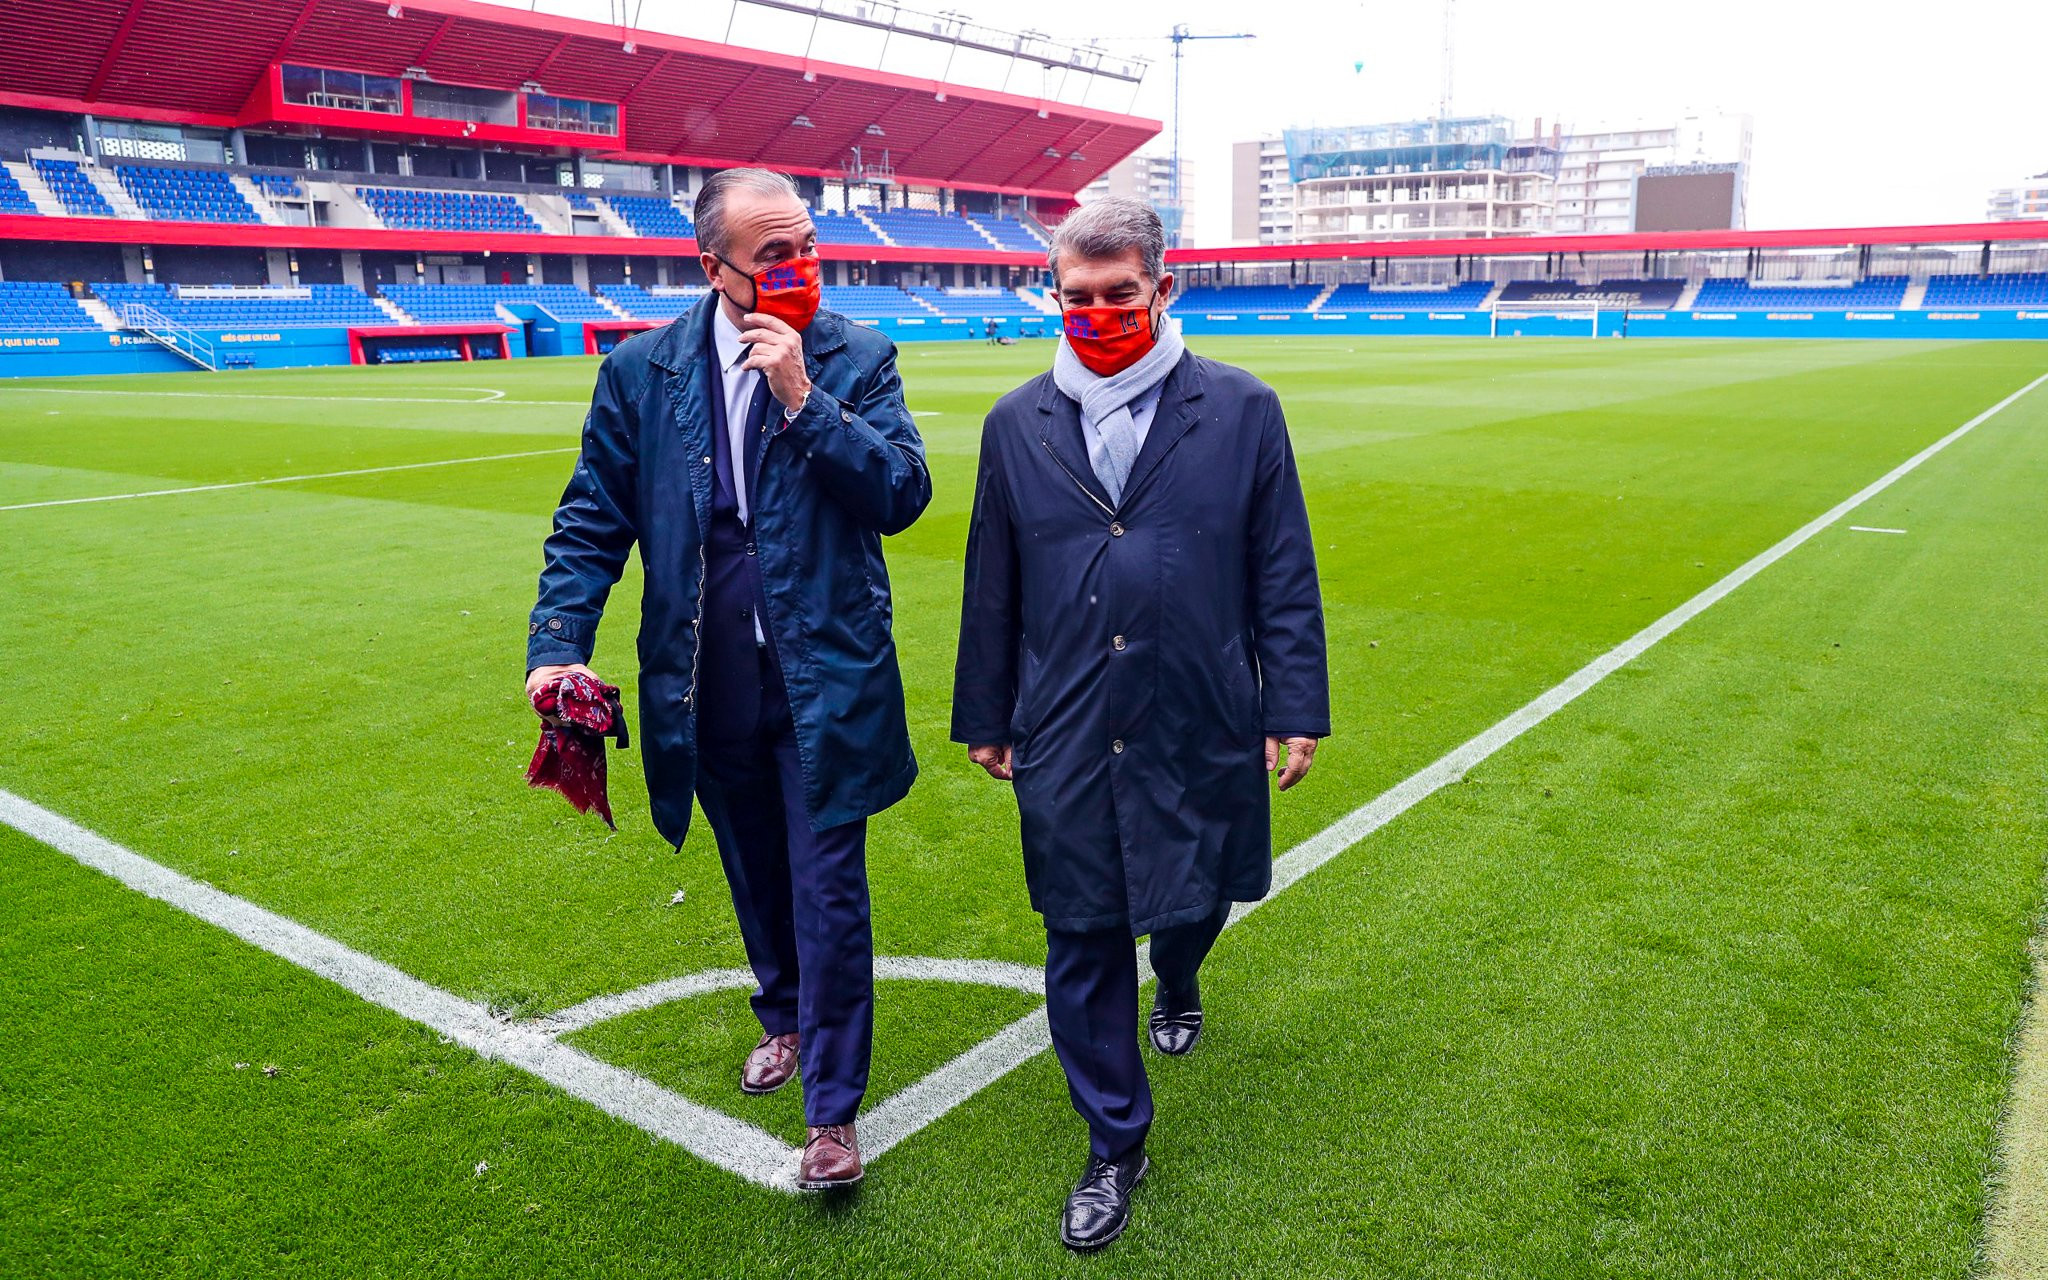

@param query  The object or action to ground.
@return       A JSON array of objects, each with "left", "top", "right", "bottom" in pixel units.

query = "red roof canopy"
[{"left": 0, "top": 0, "right": 1159, "bottom": 199}]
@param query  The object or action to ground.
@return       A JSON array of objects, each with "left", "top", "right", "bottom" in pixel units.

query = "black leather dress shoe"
[
  {"left": 1060, "top": 1146, "right": 1148, "bottom": 1251},
  {"left": 1149, "top": 980, "right": 1204, "bottom": 1055}
]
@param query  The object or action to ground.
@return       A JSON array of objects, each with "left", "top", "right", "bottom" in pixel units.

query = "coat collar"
[{"left": 1035, "top": 350, "right": 1206, "bottom": 513}]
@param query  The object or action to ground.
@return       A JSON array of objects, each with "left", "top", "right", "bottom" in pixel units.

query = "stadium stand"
[
  {"left": 820, "top": 285, "right": 932, "bottom": 319},
  {"left": 1921, "top": 272, "right": 2048, "bottom": 307},
  {"left": 358, "top": 187, "right": 543, "bottom": 234},
  {"left": 1172, "top": 284, "right": 1327, "bottom": 312},
  {"left": 1691, "top": 276, "right": 1909, "bottom": 309},
  {"left": 381, "top": 283, "right": 616, "bottom": 324},
  {"left": 31, "top": 157, "right": 114, "bottom": 217},
  {"left": 603, "top": 193, "right": 693, "bottom": 238},
  {"left": 0, "top": 167, "right": 38, "bottom": 215},
  {"left": 94, "top": 282, "right": 387, "bottom": 327},
  {"left": 600, "top": 284, "right": 708, "bottom": 320},
  {"left": 114, "top": 165, "right": 261, "bottom": 224},
  {"left": 0, "top": 281, "right": 98, "bottom": 330},
  {"left": 1494, "top": 279, "right": 1685, "bottom": 309},
  {"left": 813, "top": 210, "right": 886, "bottom": 246},
  {"left": 969, "top": 215, "right": 1048, "bottom": 253},
  {"left": 908, "top": 287, "right": 1040, "bottom": 318},
  {"left": 861, "top": 207, "right": 996, "bottom": 251},
  {"left": 248, "top": 172, "right": 303, "bottom": 200},
  {"left": 1320, "top": 281, "right": 1495, "bottom": 311}
]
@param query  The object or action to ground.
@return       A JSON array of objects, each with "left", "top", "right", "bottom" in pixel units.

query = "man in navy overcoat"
[
  {"left": 952, "top": 197, "right": 1330, "bottom": 1250},
  {"left": 527, "top": 169, "right": 930, "bottom": 1191}
]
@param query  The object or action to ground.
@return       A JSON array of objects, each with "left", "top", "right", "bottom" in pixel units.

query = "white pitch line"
[
  {"left": 0, "top": 386, "right": 584, "bottom": 406},
  {"left": 0, "top": 788, "right": 799, "bottom": 1189},
  {"left": 535, "top": 956, "right": 1043, "bottom": 1036},
  {"left": 0, "top": 447, "right": 578, "bottom": 512},
  {"left": 854, "top": 367, "right": 2048, "bottom": 1159},
  {"left": 1849, "top": 526, "right": 1909, "bottom": 534}
]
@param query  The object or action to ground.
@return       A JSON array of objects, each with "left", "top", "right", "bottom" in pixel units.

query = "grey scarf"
[{"left": 1052, "top": 315, "right": 1186, "bottom": 506}]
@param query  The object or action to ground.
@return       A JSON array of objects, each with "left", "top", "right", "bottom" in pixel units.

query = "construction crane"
[
  {"left": 1438, "top": 0, "right": 1455, "bottom": 120},
  {"left": 1166, "top": 24, "right": 1254, "bottom": 247}
]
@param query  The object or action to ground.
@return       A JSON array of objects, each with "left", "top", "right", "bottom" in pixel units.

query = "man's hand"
[
  {"left": 967, "top": 743, "right": 1014, "bottom": 782},
  {"left": 740, "top": 311, "right": 813, "bottom": 413},
  {"left": 527, "top": 663, "right": 600, "bottom": 725},
  {"left": 1265, "top": 736, "right": 1319, "bottom": 792}
]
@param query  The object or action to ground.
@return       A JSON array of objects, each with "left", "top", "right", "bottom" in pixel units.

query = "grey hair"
[
  {"left": 1048, "top": 196, "right": 1166, "bottom": 282},
  {"left": 695, "top": 167, "right": 801, "bottom": 258}
]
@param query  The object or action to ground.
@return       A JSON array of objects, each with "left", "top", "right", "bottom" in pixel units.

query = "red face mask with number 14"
[{"left": 1062, "top": 303, "right": 1156, "bottom": 376}]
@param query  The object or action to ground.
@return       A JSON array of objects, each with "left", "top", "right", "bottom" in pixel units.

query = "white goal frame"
[{"left": 1490, "top": 301, "right": 1604, "bottom": 337}]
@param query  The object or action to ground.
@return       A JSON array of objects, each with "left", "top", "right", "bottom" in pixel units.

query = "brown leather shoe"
[
  {"left": 797, "top": 1123, "right": 863, "bottom": 1190},
  {"left": 740, "top": 1032, "right": 799, "bottom": 1095}
]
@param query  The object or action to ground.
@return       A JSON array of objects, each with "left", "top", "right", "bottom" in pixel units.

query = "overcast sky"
[{"left": 519, "top": 0, "right": 2047, "bottom": 244}]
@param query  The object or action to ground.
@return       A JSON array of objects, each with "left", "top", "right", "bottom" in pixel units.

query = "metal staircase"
[{"left": 120, "top": 302, "right": 216, "bottom": 370}]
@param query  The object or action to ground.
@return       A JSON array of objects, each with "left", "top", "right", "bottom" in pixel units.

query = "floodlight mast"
[{"left": 1167, "top": 24, "right": 1253, "bottom": 248}]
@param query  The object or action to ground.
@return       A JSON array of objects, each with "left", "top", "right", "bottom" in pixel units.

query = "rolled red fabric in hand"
[{"left": 526, "top": 672, "right": 630, "bottom": 829}]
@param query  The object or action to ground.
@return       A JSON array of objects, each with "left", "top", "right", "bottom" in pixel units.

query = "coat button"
[
  {"left": 547, "top": 618, "right": 562, "bottom": 631},
  {"left": 702, "top": 454, "right": 712, "bottom": 465},
  {"left": 1109, "top": 522, "right": 1125, "bottom": 537},
  {"left": 1111, "top": 739, "right": 1124, "bottom": 754},
  {"left": 1112, "top": 635, "right": 1126, "bottom": 651},
  {"left": 841, "top": 410, "right": 852, "bottom": 423}
]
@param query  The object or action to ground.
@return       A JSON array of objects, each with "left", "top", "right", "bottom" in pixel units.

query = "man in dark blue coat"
[
  {"left": 525, "top": 168, "right": 930, "bottom": 1190},
  {"left": 952, "top": 197, "right": 1330, "bottom": 1250}
]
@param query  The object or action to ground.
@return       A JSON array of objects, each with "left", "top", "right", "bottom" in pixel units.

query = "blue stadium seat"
[
  {"left": 813, "top": 210, "right": 886, "bottom": 247},
  {"left": 113, "top": 164, "right": 261, "bottom": 224},
  {"left": 860, "top": 207, "right": 996, "bottom": 251},
  {"left": 357, "top": 187, "right": 545, "bottom": 234},
  {"left": 31, "top": 158, "right": 114, "bottom": 217},
  {"left": 249, "top": 172, "right": 305, "bottom": 201},
  {"left": 602, "top": 193, "right": 692, "bottom": 238},
  {"left": 1921, "top": 272, "right": 2048, "bottom": 308},
  {"left": 0, "top": 167, "right": 38, "bottom": 216},
  {"left": 92, "top": 282, "right": 388, "bottom": 327},
  {"left": 967, "top": 214, "right": 1049, "bottom": 253},
  {"left": 1316, "top": 282, "right": 1493, "bottom": 312},
  {"left": 0, "top": 280, "right": 99, "bottom": 330},
  {"left": 379, "top": 283, "right": 616, "bottom": 325},
  {"left": 599, "top": 283, "right": 708, "bottom": 320},
  {"left": 907, "top": 288, "right": 1041, "bottom": 319},
  {"left": 818, "top": 285, "right": 933, "bottom": 319},
  {"left": 1691, "top": 276, "right": 1908, "bottom": 310},
  {"left": 1172, "top": 284, "right": 1331, "bottom": 313}
]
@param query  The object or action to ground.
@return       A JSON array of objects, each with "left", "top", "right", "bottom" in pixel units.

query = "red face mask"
[
  {"left": 723, "top": 252, "right": 822, "bottom": 331},
  {"left": 1061, "top": 300, "right": 1157, "bottom": 376}
]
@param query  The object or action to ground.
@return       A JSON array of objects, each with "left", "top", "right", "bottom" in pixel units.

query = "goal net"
[{"left": 1489, "top": 301, "right": 1604, "bottom": 338}]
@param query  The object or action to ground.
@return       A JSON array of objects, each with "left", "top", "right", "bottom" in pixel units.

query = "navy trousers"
[
  {"left": 1044, "top": 904, "right": 1230, "bottom": 1159},
  {"left": 695, "top": 643, "right": 875, "bottom": 1128}
]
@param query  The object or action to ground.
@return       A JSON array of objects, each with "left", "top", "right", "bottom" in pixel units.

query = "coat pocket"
[{"left": 1011, "top": 646, "right": 1048, "bottom": 741}]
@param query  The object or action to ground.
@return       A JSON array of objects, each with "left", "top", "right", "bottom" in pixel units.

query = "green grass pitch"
[{"left": 3, "top": 336, "right": 2047, "bottom": 1278}]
